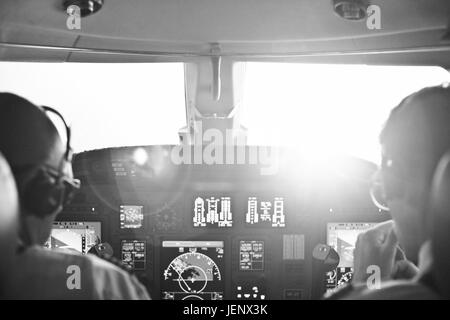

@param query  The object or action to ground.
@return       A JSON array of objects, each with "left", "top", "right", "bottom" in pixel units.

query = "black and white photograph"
[{"left": 0, "top": 0, "right": 450, "bottom": 310}]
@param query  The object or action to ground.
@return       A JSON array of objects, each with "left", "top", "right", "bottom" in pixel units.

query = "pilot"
[
  {"left": 329, "top": 84, "right": 450, "bottom": 299},
  {"left": 0, "top": 92, "right": 150, "bottom": 300}
]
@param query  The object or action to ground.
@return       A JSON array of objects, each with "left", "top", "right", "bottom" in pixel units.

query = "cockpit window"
[
  {"left": 242, "top": 63, "right": 450, "bottom": 163},
  {"left": 1, "top": 62, "right": 449, "bottom": 163},
  {"left": 0, "top": 62, "right": 186, "bottom": 153}
]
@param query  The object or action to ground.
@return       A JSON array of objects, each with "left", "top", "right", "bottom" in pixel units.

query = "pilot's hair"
[
  {"left": 0, "top": 92, "right": 60, "bottom": 168},
  {"left": 380, "top": 84, "right": 450, "bottom": 185}
]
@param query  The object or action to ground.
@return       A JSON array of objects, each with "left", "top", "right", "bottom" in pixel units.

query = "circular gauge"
[
  {"left": 163, "top": 252, "right": 222, "bottom": 295},
  {"left": 182, "top": 295, "right": 204, "bottom": 300}
]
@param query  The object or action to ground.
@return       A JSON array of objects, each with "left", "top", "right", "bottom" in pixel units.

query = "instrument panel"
[{"left": 51, "top": 146, "right": 388, "bottom": 300}]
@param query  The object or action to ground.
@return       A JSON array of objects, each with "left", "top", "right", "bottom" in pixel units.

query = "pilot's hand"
[
  {"left": 391, "top": 247, "right": 419, "bottom": 280},
  {"left": 352, "top": 220, "right": 398, "bottom": 285}
]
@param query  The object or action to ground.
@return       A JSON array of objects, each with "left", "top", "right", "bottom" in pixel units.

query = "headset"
[
  {"left": 13, "top": 106, "right": 80, "bottom": 217},
  {"left": 371, "top": 84, "right": 450, "bottom": 212}
]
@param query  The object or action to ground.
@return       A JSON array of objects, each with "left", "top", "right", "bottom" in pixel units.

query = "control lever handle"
[
  {"left": 311, "top": 244, "right": 340, "bottom": 299},
  {"left": 88, "top": 242, "right": 114, "bottom": 258},
  {"left": 88, "top": 242, "right": 134, "bottom": 273},
  {"left": 312, "top": 244, "right": 340, "bottom": 272}
]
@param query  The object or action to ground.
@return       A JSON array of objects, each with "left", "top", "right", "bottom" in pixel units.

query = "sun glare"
[{"left": 242, "top": 63, "right": 450, "bottom": 163}]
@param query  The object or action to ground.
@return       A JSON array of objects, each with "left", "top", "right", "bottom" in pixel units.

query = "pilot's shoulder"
[
  {"left": 342, "top": 281, "right": 440, "bottom": 300},
  {"left": 23, "top": 245, "right": 118, "bottom": 272},
  {"left": 19, "top": 246, "right": 150, "bottom": 300},
  {"left": 48, "top": 249, "right": 152, "bottom": 300},
  {"left": 86, "top": 255, "right": 151, "bottom": 300},
  {"left": 18, "top": 245, "right": 116, "bottom": 278},
  {"left": 13, "top": 246, "right": 95, "bottom": 299},
  {"left": 19, "top": 245, "right": 91, "bottom": 267}
]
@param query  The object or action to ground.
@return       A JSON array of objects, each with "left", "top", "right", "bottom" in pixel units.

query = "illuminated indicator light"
[
  {"left": 193, "top": 196, "right": 232, "bottom": 227},
  {"left": 133, "top": 148, "right": 148, "bottom": 166},
  {"left": 245, "top": 197, "right": 285, "bottom": 227}
]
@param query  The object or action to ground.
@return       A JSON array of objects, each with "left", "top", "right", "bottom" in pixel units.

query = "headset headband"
[{"left": 42, "top": 106, "right": 73, "bottom": 163}]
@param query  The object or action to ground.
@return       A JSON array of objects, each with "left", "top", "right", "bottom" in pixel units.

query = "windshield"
[
  {"left": 0, "top": 62, "right": 449, "bottom": 163},
  {"left": 242, "top": 63, "right": 450, "bottom": 163},
  {"left": 0, "top": 62, "right": 186, "bottom": 152}
]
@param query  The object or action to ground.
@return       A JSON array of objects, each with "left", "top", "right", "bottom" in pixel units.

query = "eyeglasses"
[
  {"left": 42, "top": 165, "right": 80, "bottom": 206},
  {"left": 59, "top": 175, "right": 81, "bottom": 206},
  {"left": 369, "top": 169, "right": 390, "bottom": 212},
  {"left": 369, "top": 155, "right": 404, "bottom": 212},
  {"left": 12, "top": 164, "right": 80, "bottom": 207}
]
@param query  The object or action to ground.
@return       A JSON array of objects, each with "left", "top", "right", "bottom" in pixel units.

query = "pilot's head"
[
  {"left": 379, "top": 84, "right": 450, "bottom": 260},
  {"left": 0, "top": 93, "right": 79, "bottom": 246}
]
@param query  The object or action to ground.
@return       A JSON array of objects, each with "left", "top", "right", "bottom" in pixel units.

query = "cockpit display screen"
[
  {"left": 239, "top": 241, "right": 264, "bottom": 271},
  {"left": 45, "top": 221, "right": 101, "bottom": 254},
  {"left": 245, "top": 197, "right": 286, "bottom": 228},
  {"left": 120, "top": 205, "right": 144, "bottom": 229},
  {"left": 193, "top": 196, "right": 232, "bottom": 228},
  {"left": 326, "top": 222, "right": 377, "bottom": 291},
  {"left": 161, "top": 241, "right": 224, "bottom": 300},
  {"left": 121, "top": 240, "right": 146, "bottom": 271}
]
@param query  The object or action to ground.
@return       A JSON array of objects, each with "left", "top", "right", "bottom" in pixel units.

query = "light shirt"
[{"left": 11, "top": 245, "right": 151, "bottom": 300}]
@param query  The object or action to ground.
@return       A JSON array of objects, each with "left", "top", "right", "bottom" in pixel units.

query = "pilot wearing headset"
[
  {"left": 329, "top": 84, "right": 450, "bottom": 299},
  {"left": 0, "top": 92, "right": 150, "bottom": 300}
]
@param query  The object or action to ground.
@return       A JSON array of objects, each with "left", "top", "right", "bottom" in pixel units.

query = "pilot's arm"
[
  {"left": 352, "top": 220, "right": 418, "bottom": 284},
  {"left": 325, "top": 221, "right": 420, "bottom": 300},
  {"left": 89, "top": 255, "right": 151, "bottom": 300}
]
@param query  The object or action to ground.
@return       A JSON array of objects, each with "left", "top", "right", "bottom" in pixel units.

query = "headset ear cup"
[{"left": 22, "top": 168, "right": 65, "bottom": 217}]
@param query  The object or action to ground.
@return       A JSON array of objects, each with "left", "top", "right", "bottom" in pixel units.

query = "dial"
[{"left": 163, "top": 252, "right": 222, "bottom": 299}]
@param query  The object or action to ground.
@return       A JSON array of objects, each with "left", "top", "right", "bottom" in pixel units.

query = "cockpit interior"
[{"left": 1, "top": 0, "right": 450, "bottom": 302}]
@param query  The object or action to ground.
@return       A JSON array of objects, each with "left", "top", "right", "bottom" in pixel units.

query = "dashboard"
[{"left": 49, "top": 146, "right": 388, "bottom": 300}]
